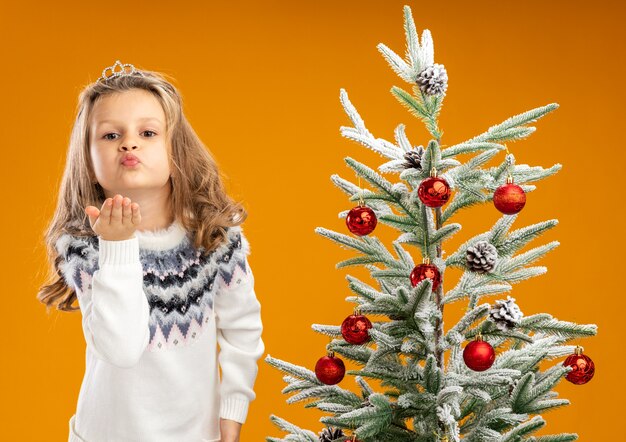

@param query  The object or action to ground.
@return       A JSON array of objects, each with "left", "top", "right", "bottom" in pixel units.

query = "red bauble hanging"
[
  {"left": 563, "top": 345, "right": 595, "bottom": 385},
  {"left": 341, "top": 310, "right": 373, "bottom": 345},
  {"left": 493, "top": 175, "right": 526, "bottom": 215},
  {"left": 410, "top": 259, "right": 441, "bottom": 291},
  {"left": 315, "top": 351, "right": 346, "bottom": 385},
  {"left": 463, "top": 333, "right": 495, "bottom": 371},
  {"left": 346, "top": 204, "right": 377, "bottom": 236},
  {"left": 418, "top": 167, "right": 451, "bottom": 208}
]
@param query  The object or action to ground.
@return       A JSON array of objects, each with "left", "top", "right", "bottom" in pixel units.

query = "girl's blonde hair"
[{"left": 37, "top": 68, "right": 247, "bottom": 313}]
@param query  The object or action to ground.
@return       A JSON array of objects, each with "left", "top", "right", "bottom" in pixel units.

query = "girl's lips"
[{"left": 122, "top": 159, "right": 140, "bottom": 167}]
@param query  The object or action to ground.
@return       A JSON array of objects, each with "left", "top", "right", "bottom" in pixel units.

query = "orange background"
[{"left": 2, "top": 0, "right": 624, "bottom": 440}]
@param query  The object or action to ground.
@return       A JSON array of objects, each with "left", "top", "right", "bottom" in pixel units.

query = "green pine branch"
[
  {"left": 510, "top": 366, "right": 572, "bottom": 414},
  {"left": 266, "top": 415, "right": 319, "bottom": 442},
  {"left": 467, "top": 104, "right": 559, "bottom": 144},
  {"left": 391, "top": 86, "right": 443, "bottom": 139},
  {"left": 518, "top": 314, "right": 598, "bottom": 341},
  {"left": 527, "top": 433, "right": 578, "bottom": 441}
]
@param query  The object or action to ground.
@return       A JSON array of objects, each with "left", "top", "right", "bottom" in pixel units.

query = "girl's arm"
[
  {"left": 58, "top": 234, "right": 151, "bottom": 368},
  {"left": 213, "top": 228, "right": 265, "bottom": 426},
  {"left": 219, "top": 418, "right": 242, "bottom": 442}
]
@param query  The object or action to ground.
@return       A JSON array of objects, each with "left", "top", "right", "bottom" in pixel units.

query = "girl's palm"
[{"left": 85, "top": 194, "right": 141, "bottom": 241}]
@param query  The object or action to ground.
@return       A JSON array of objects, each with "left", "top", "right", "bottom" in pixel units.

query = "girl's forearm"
[{"left": 219, "top": 418, "right": 242, "bottom": 442}]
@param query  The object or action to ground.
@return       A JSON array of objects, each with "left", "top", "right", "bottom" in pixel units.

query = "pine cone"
[
  {"left": 466, "top": 240, "right": 498, "bottom": 273},
  {"left": 403, "top": 146, "right": 425, "bottom": 170},
  {"left": 489, "top": 296, "right": 524, "bottom": 331},
  {"left": 416, "top": 63, "right": 448, "bottom": 96},
  {"left": 319, "top": 426, "right": 345, "bottom": 442}
]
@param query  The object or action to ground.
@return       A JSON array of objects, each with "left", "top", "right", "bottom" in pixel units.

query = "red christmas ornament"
[
  {"left": 341, "top": 310, "right": 372, "bottom": 345},
  {"left": 315, "top": 351, "right": 345, "bottom": 385},
  {"left": 346, "top": 205, "right": 377, "bottom": 236},
  {"left": 493, "top": 176, "right": 526, "bottom": 215},
  {"left": 410, "top": 260, "right": 441, "bottom": 291},
  {"left": 563, "top": 345, "right": 595, "bottom": 385},
  {"left": 463, "top": 333, "right": 495, "bottom": 371},
  {"left": 418, "top": 167, "right": 451, "bottom": 208}
]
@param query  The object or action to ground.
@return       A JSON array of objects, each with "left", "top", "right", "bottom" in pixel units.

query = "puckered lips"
[{"left": 121, "top": 154, "right": 141, "bottom": 167}]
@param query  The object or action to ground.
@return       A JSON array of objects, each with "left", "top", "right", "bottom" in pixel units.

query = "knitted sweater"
[{"left": 55, "top": 220, "right": 265, "bottom": 442}]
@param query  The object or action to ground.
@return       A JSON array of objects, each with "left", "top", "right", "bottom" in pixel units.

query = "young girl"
[{"left": 37, "top": 60, "right": 265, "bottom": 442}]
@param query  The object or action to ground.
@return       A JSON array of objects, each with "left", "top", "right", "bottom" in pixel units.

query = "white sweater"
[{"left": 55, "top": 221, "right": 265, "bottom": 442}]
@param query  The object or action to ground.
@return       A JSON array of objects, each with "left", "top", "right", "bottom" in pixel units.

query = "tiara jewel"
[{"left": 97, "top": 60, "right": 145, "bottom": 83}]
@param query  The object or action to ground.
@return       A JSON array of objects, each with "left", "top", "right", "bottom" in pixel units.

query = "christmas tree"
[{"left": 265, "top": 5, "right": 597, "bottom": 441}]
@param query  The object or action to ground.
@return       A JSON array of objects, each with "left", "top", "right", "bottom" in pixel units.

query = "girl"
[{"left": 37, "top": 60, "right": 265, "bottom": 442}]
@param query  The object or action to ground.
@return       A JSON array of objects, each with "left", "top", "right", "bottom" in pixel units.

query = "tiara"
[{"left": 97, "top": 60, "right": 145, "bottom": 83}]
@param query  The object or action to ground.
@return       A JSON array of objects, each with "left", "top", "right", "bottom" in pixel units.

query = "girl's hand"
[
  {"left": 219, "top": 418, "right": 242, "bottom": 442},
  {"left": 85, "top": 194, "right": 141, "bottom": 241}
]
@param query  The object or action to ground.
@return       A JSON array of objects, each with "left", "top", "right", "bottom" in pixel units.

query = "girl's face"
[{"left": 89, "top": 88, "right": 171, "bottom": 198}]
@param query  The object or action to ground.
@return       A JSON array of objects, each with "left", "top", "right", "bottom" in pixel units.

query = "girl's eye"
[{"left": 103, "top": 131, "right": 157, "bottom": 140}]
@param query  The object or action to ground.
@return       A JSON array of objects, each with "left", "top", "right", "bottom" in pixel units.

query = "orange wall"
[{"left": 2, "top": 0, "right": 623, "bottom": 440}]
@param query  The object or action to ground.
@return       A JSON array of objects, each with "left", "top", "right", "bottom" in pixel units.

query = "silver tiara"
[{"left": 97, "top": 60, "right": 145, "bottom": 83}]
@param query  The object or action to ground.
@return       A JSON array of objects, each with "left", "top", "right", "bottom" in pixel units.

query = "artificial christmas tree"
[{"left": 265, "top": 5, "right": 597, "bottom": 441}]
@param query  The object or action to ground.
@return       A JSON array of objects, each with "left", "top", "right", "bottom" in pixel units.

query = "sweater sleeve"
[
  {"left": 57, "top": 234, "right": 151, "bottom": 368},
  {"left": 213, "top": 228, "right": 265, "bottom": 424}
]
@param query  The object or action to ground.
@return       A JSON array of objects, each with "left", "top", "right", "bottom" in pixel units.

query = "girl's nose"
[{"left": 119, "top": 138, "right": 139, "bottom": 150}]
